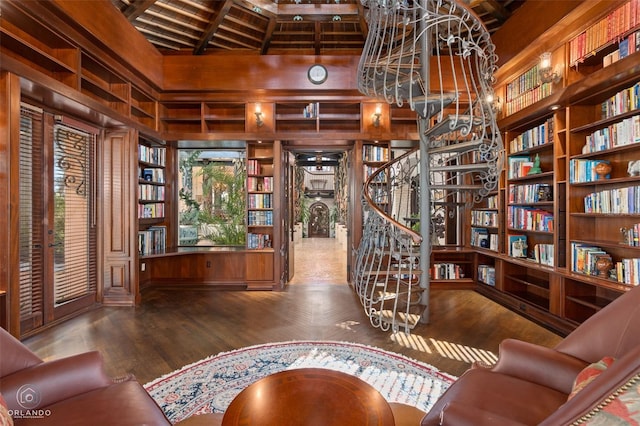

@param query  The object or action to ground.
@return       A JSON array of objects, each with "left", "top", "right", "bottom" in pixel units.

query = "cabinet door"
[{"left": 246, "top": 252, "right": 274, "bottom": 282}]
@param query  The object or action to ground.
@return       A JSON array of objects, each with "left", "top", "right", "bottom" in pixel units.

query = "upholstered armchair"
[
  {"left": 0, "top": 327, "right": 171, "bottom": 426},
  {"left": 422, "top": 285, "right": 640, "bottom": 425}
]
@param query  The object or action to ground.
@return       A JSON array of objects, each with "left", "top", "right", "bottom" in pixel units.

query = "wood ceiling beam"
[
  {"left": 277, "top": 3, "right": 358, "bottom": 16},
  {"left": 464, "top": 0, "right": 511, "bottom": 23},
  {"left": 314, "top": 21, "right": 321, "bottom": 55},
  {"left": 122, "top": 0, "right": 156, "bottom": 20},
  {"left": 194, "top": 0, "right": 234, "bottom": 55},
  {"left": 261, "top": 17, "right": 278, "bottom": 55}
]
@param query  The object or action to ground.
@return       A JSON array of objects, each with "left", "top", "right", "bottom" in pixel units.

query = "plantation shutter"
[
  {"left": 51, "top": 122, "right": 97, "bottom": 305},
  {"left": 18, "top": 104, "right": 45, "bottom": 330}
]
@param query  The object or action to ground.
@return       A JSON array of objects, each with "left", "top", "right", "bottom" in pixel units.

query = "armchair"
[
  {"left": 0, "top": 327, "right": 171, "bottom": 426},
  {"left": 422, "top": 285, "right": 640, "bottom": 425}
]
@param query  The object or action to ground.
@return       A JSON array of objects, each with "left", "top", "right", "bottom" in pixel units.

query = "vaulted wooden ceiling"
[{"left": 110, "top": 0, "right": 526, "bottom": 55}]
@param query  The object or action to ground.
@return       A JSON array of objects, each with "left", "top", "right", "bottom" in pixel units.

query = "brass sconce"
[
  {"left": 485, "top": 93, "right": 501, "bottom": 112},
  {"left": 539, "top": 52, "right": 561, "bottom": 84},
  {"left": 255, "top": 105, "right": 264, "bottom": 127},
  {"left": 372, "top": 104, "right": 382, "bottom": 127}
]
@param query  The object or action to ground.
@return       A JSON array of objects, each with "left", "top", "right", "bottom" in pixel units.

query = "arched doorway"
[{"left": 308, "top": 202, "right": 330, "bottom": 238}]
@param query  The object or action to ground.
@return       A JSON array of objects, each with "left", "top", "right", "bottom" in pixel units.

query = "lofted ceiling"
[{"left": 110, "top": 0, "right": 526, "bottom": 56}]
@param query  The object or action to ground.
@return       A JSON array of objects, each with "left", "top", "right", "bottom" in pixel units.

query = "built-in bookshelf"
[
  {"left": 505, "top": 115, "right": 556, "bottom": 267},
  {"left": 246, "top": 142, "right": 274, "bottom": 250},
  {"left": 568, "top": 0, "right": 640, "bottom": 67},
  {"left": 469, "top": 191, "right": 500, "bottom": 252},
  {"left": 137, "top": 138, "right": 167, "bottom": 256},
  {"left": 430, "top": 247, "right": 475, "bottom": 289}
]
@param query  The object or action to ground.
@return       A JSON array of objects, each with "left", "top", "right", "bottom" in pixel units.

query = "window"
[{"left": 178, "top": 148, "right": 246, "bottom": 246}]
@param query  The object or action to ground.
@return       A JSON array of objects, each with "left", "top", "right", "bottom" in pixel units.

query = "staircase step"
[
  {"left": 378, "top": 309, "right": 422, "bottom": 330},
  {"left": 429, "top": 184, "right": 484, "bottom": 191},
  {"left": 427, "top": 138, "right": 487, "bottom": 155},
  {"left": 423, "top": 114, "right": 482, "bottom": 138},
  {"left": 429, "top": 163, "right": 492, "bottom": 173},
  {"left": 413, "top": 93, "right": 457, "bottom": 120}
]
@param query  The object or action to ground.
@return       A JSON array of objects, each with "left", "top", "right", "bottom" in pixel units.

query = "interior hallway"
[{"left": 289, "top": 237, "right": 348, "bottom": 285}]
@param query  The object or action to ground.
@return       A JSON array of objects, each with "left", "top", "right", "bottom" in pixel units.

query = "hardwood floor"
[{"left": 23, "top": 238, "right": 562, "bottom": 384}]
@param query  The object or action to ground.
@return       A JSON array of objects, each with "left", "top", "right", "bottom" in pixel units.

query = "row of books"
[
  {"left": 139, "top": 167, "right": 165, "bottom": 183},
  {"left": 139, "top": 183, "right": 165, "bottom": 201},
  {"left": 569, "top": 159, "right": 611, "bottom": 183},
  {"left": 603, "top": 30, "right": 640, "bottom": 67},
  {"left": 507, "top": 206, "right": 554, "bottom": 232},
  {"left": 621, "top": 222, "right": 640, "bottom": 246},
  {"left": 601, "top": 82, "right": 640, "bottom": 120},
  {"left": 364, "top": 166, "right": 387, "bottom": 182},
  {"left": 508, "top": 117, "right": 554, "bottom": 154},
  {"left": 470, "top": 227, "right": 499, "bottom": 251},
  {"left": 582, "top": 115, "right": 640, "bottom": 153},
  {"left": 505, "top": 63, "right": 545, "bottom": 102},
  {"left": 470, "top": 211, "right": 498, "bottom": 227},
  {"left": 508, "top": 183, "right": 553, "bottom": 203},
  {"left": 486, "top": 195, "right": 498, "bottom": 209},
  {"left": 248, "top": 210, "right": 273, "bottom": 226},
  {"left": 477, "top": 264, "right": 495, "bottom": 286},
  {"left": 247, "top": 233, "right": 272, "bottom": 249},
  {"left": 362, "top": 145, "right": 389, "bottom": 162},
  {"left": 571, "top": 243, "right": 613, "bottom": 276},
  {"left": 138, "top": 202, "right": 164, "bottom": 219},
  {"left": 584, "top": 185, "right": 640, "bottom": 214},
  {"left": 247, "top": 176, "right": 273, "bottom": 192},
  {"left": 303, "top": 102, "right": 318, "bottom": 119},
  {"left": 508, "top": 156, "right": 536, "bottom": 179},
  {"left": 504, "top": 82, "right": 553, "bottom": 116},
  {"left": 533, "top": 243, "right": 554, "bottom": 267},
  {"left": 569, "top": 0, "right": 640, "bottom": 65},
  {"left": 138, "top": 145, "right": 166, "bottom": 166},
  {"left": 138, "top": 226, "right": 166, "bottom": 256},
  {"left": 248, "top": 193, "right": 272, "bottom": 209},
  {"left": 247, "top": 159, "right": 270, "bottom": 176},
  {"left": 615, "top": 258, "right": 640, "bottom": 285},
  {"left": 430, "top": 263, "right": 465, "bottom": 280}
]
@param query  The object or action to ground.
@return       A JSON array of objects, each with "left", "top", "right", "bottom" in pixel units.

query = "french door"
[{"left": 19, "top": 104, "right": 98, "bottom": 334}]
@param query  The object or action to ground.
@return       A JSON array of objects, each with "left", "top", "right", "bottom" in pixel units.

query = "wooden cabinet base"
[{"left": 139, "top": 249, "right": 279, "bottom": 290}]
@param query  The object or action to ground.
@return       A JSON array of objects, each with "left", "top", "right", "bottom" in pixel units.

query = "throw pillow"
[
  {"left": 568, "top": 356, "right": 616, "bottom": 400},
  {"left": 0, "top": 393, "right": 14, "bottom": 426},
  {"left": 580, "top": 374, "right": 640, "bottom": 425}
]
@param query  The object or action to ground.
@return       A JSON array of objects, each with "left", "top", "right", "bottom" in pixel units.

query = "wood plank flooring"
[{"left": 23, "top": 238, "right": 562, "bottom": 384}]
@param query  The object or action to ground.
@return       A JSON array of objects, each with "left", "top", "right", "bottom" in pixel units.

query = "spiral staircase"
[{"left": 352, "top": 0, "right": 503, "bottom": 333}]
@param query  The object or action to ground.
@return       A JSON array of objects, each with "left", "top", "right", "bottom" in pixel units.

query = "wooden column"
[
  {"left": 101, "top": 129, "right": 138, "bottom": 305},
  {"left": 0, "top": 72, "right": 21, "bottom": 335}
]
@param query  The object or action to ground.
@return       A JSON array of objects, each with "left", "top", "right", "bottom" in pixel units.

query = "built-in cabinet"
[{"left": 477, "top": 0, "right": 640, "bottom": 335}]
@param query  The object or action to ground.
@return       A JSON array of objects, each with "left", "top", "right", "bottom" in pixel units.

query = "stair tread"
[{"left": 423, "top": 114, "right": 482, "bottom": 138}]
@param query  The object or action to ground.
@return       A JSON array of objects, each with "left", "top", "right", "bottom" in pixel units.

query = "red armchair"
[
  {"left": 0, "top": 327, "right": 171, "bottom": 426},
  {"left": 422, "top": 285, "right": 640, "bottom": 425}
]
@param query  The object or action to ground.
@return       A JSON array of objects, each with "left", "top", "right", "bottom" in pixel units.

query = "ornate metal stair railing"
[
  {"left": 353, "top": 148, "right": 424, "bottom": 333},
  {"left": 353, "top": 0, "right": 503, "bottom": 333}
]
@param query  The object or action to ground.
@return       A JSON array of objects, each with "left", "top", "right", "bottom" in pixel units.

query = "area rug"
[{"left": 144, "top": 340, "right": 456, "bottom": 423}]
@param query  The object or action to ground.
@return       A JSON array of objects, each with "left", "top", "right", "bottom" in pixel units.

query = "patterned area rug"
[{"left": 144, "top": 341, "right": 456, "bottom": 423}]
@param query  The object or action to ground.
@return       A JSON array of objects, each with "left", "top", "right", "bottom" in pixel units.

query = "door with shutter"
[{"left": 19, "top": 105, "right": 98, "bottom": 334}]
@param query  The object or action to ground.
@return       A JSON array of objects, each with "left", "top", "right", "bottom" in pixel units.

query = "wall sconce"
[
  {"left": 372, "top": 104, "right": 382, "bottom": 127},
  {"left": 485, "top": 93, "right": 501, "bottom": 112},
  {"left": 539, "top": 52, "right": 561, "bottom": 84},
  {"left": 255, "top": 105, "right": 264, "bottom": 127}
]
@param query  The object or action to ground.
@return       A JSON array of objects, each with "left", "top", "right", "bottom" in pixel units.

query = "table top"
[{"left": 221, "top": 368, "right": 395, "bottom": 426}]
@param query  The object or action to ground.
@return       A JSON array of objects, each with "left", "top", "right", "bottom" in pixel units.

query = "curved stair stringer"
[{"left": 353, "top": 0, "right": 504, "bottom": 333}]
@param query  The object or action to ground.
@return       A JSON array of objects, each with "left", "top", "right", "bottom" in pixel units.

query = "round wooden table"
[{"left": 221, "top": 368, "right": 396, "bottom": 426}]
